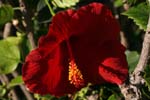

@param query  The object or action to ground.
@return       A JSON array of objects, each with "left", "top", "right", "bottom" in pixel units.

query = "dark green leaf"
[
  {"left": 142, "top": 88, "right": 150, "bottom": 99},
  {"left": 37, "top": 0, "right": 46, "bottom": 12},
  {"left": 34, "top": 94, "right": 57, "bottom": 100},
  {"left": 8, "top": 76, "right": 23, "bottom": 88},
  {"left": 125, "top": 51, "right": 139, "bottom": 73},
  {"left": 0, "top": 5, "right": 14, "bottom": 25},
  {"left": 0, "top": 37, "right": 21, "bottom": 74},
  {"left": 20, "top": 36, "right": 32, "bottom": 61},
  {"left": 128, "top": 0, "right": 137, "bottom": 5},
  {"left": 73, "top": 86, "right": 89, "bottom": 100},
  {"left": 52, "top": 0, "right": 79, "bottom": 8},
  {"left": 122, "top": 3, "right": 149, "bottom": 31},
  {"left": 108, "top": 94, "right": 117, "bottom": 100}
]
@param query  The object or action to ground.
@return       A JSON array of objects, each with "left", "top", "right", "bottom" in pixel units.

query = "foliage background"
[{"left": 0, "top": 0, "right": 150, "bottom": 100}]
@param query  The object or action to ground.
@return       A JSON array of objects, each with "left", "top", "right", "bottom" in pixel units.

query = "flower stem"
[{"left": 44, "top": 0, "right": 55, "bottom": 16}]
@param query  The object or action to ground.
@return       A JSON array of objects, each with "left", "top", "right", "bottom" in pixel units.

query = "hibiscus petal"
[
  {"left": 22, "top": 45, "right": 78, "bottom": 96},
  {"left": 22, "top": 2, "right": 128, "bottom": 97},
  {"left": 99, "top": 41, "right": 128, "bottom": 84}
]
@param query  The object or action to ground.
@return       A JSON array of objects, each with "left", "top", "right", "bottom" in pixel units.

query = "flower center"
[
  {"left": 65, "top": 37, "right": 84, "bottom": 88},
  {"left": 68, "top": 60, "right": 84, "bottom": 88}
]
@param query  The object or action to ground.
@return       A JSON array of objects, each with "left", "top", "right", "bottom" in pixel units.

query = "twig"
[
  {"left": 44, "top": 0, "right": 55, "bottom": 16},
  {"left": 19, "top": 0, "right": 36, "bottom": 49},
  {"left": 111, "top": 0, "right": 128, "bottom": 48},
  {"left": 0, "top": 74, "right": 19, "bottom": 100},
  {"left": 120, "top": 31, "right": 128, "bottom": 48},
  {"left": 3, "top": 22, "right": 12, "bottom": 38},
  {"left": 119, "top": 1, "right": 150, "bottom": 100},
  {"left": 122, "top": 0, "right": 129, "bottom": 10},
  {"left": 1, "top": 1, "right": 34, "bottom": 99},
  {"left": 17, "top": 1, "right": 36, "bottom": 99},
  {"left": 12, "top": 71, "right": 34, "bottom": 100},
  {"left": 0, "top": 17, "right": 19, "bottom": 100},
  {"left": 0, "top": 0, "right": 2, "bottom": 6},
  {"left": 131, "top": 7, "right": 150, "bottom": 85},
  {"left": 86, "top": 94, "right": 99, "bottom": 100}
]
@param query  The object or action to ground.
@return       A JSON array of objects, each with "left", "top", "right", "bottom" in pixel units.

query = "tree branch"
[
  {"left": 0, "top": 74, "right": 19, "bottom": 100},
  {"left": 19, "top": 0, "right": 36, "bottom": 49},
  {"left": 122, "top": 0, "right": 129, "bottom": 10},
  {"left": 3, "top": 22, "right": 12, "bottom": 38},
  {"left": 119, "top": 1, "right": 150, "bottom": 100},
  {"left": 131, "top": 5, "right": 150, "bottom": 85},
  {"left": 12, "top": 71, "right": 34, "bottom": 100}
]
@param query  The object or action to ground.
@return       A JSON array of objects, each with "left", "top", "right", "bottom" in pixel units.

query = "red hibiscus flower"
[{"left": 22, "top": 2, "right": 128, "bottom": 97}]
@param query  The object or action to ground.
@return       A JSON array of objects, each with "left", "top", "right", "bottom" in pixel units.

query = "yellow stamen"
[{"left": 68, "top": 60, "right": 84, "bottom": 88}]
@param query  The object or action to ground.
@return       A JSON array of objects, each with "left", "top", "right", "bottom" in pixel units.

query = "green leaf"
[
  {"left": 73, "top": 86, "right": 89, "bottom": 100},
  {"left": 0, "top": 37, "right": 21, "bottom": 74},
  {"left": 128, "top": 0, "right": 137, "bottom": 5},
  {"left": 37, "top": 0, "right": 46, "bottom": 12},
  {"left": 34, "top": 94, "right": 57, "bottom": 100},
  {"left": 0, "top": 85, "right": 6, "bottom": 97},
  {"left": 125, "top": 51, "right": 139, "bottom": 73},
  {"left": 52, "top": 0, "right": 79, "bottom": 8},
  {"left": 114, "top": 0, "right": 123, "bottom": 7},
  {"left": 122, "top": 3, "right": 149, "bottom": 31},
  {"left": 8, "top": 76, "right": 23, "bottom": 88},
  {"left": 108, "top": 94, "right": 117, "bottom": 100},
  {"left": 0, "top": 5, "right": 14, "bottom": 25}
]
